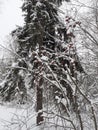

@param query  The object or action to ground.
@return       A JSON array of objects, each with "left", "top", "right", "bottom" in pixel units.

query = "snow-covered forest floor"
[
  {"left": 0, "top": 104, "right": 26, "bottom": 130},
  {"left": 0, "top": 103, "right": 37, "bottom": 130},
  {"left": 0, "top": 102, "right": 98, "bottom": 130},
  {"left": 0, "top": 106, "right": 20, "bottom": 130},
  {"left": 0, "top": 103, "right": 69, "bottom": 130}
]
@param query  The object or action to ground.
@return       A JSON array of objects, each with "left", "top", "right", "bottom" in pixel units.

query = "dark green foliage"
[
  {"left": 0, "top": 68, "right": 27, "bottom": 103},
  {"left": 0, "top": 0, "right": 87, "bottom": 127},
  {"left": 0, "top": 0, "right": 83, "bottom": 110},
  {"left": 12, "top": 0, "right": 59, "bottom": 56},
  {"left": 0, "top": 0, "right": 60, "bottom": 103}
]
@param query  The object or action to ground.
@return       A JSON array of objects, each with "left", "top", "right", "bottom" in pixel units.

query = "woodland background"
[{"left": 0, "top": 0, "right": 98, "bottom": 130}]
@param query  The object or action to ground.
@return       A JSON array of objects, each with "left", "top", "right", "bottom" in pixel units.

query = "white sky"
[{"left": 0, "top": 0, "right": 23, "bottom": 45}]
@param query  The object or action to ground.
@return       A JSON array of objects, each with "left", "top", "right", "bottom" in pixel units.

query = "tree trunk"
[
  {"left": 36, "top": 22, "right": 44, "bottom": 125},
  {"left": 36, "top": 83, "right": 43, "bottom": 125}
]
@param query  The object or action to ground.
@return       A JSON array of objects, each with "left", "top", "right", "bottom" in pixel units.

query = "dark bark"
[{"left": 36, "top": 85, "right": 43, "bottom": 125}]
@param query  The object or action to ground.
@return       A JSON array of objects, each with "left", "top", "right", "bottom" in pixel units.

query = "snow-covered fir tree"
[{"left": 0, "top": 0, "right": 86, "bottom": 127}]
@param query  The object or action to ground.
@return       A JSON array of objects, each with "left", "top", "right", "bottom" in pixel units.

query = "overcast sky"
[{"left": 0, "top": 0, "right": 23, "bottom": 45}]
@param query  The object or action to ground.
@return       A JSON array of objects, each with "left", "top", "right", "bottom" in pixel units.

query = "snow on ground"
[
  {"left": 0, "top": 104, "right": 67, "bottom": 130},
  {"left": 0, "top": 104, "right": 37, "bottom": 130},
  {"left": 0, "top": 105, "right": 26, "bottom": 130}
]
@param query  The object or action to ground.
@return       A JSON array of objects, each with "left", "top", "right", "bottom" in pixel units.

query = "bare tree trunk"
[
  {"left": 36, "top": 83, "right": 43, "bottom": 125},
  {"left": 36, "top": 23, "right": 44, "bottom": 125}
]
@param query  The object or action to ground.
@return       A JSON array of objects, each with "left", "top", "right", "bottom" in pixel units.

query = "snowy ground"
[
  {"left": 0, "top": 104, "right": 26, "bottom": 130},
  {"left": 0, "top": 103, "right": 76, "bottom": 130},
  {"left": 0, "top": 104, "right": 37, "bottom": 130},
  {"left": 0, "top": 104, "right": 96, "bottom": 130}
]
